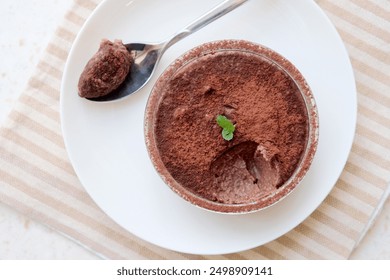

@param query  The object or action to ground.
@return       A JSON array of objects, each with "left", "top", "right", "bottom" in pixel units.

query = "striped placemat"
[{"left": 0, "top": 0, "right": 389, "bottom": 259}]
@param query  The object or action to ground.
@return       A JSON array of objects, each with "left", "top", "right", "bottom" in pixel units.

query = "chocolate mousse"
[
  {"left": 78, "top": 39, "right": 133, "bottom": 99},
  {"left": 145, "top": 40, "right": 318, "bottom": 212}
]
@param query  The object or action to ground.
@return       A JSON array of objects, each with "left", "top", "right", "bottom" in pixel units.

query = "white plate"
[{"left": 61, "top": 0, "right": 357, "bottom": 255}]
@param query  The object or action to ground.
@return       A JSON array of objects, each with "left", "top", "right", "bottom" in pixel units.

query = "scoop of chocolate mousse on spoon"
[{"left": 77, "top": 0, "right": 249, "bottom": 102}]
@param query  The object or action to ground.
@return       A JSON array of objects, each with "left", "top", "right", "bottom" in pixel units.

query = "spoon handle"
[{"left": 164, "top": 0, "right": 249, "bottom": 49}]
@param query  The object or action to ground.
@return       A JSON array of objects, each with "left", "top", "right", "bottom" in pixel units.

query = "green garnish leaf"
[
  {"left": 216, "top": 115, "right": 235, "bottom": 141},
  {"left": 222, "top": 129, "right": 234, "bottom": 141}
]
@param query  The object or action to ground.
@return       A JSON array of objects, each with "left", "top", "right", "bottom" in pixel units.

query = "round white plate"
[{"left": 61, "top": 0, "right": 357, "bottom": 255}]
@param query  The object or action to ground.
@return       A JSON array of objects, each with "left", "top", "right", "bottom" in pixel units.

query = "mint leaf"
[
  {"left": 222, "top": 129, "right": 234, "bottom": 141},
  {"left": 216, "top": 115, "right": 235, "bottom": 141}
]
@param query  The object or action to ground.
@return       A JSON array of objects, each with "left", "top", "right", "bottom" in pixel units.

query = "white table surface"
[{"left": 0, "top": 0, "right": 389, "bottom": 259}]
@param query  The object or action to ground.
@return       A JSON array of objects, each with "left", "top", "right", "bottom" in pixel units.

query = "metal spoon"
[{"left": 88, "top": 0, "right": 249, "bottom": 102}]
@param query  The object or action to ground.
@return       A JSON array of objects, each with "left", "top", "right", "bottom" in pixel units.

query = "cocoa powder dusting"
[{"left": 154, "top": 49, "right": 308, "bottom": 204}]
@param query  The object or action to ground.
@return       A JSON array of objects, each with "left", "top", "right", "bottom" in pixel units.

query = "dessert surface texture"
[{"left": 154, "top": 49, "right": 309, "bottom": 204}]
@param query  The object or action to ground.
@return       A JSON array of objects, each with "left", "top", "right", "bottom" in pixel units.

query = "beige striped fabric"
[{"left": 0, "top": 0, "right": 389, "bottom": 259}]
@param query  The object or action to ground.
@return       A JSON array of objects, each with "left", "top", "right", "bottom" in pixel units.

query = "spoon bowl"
[{"left": 87, "top": 42, "right": 164, "bottom": 101}]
